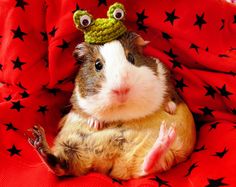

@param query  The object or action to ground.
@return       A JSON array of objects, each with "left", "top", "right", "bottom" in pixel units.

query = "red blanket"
[{"left": 0, "top": 0, "right": 236, "bottom": 186}]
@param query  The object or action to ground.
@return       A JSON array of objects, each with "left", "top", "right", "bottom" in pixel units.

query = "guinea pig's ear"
[
  {"left": 73, "top": 42, "right": 89, "bottom": 62},
  {"left": 128, "top": 32, "right": 150, "bottom": 53}
]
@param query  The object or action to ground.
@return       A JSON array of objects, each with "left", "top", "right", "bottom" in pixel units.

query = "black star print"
[
  {"left": 40, "top": 31, "right": 48, "bottom": 41},
  {"left": 233, "top": 15, "right": 236, "bottom": 24},
  {"left": 4, "top": 123, "right": 18, "bottom": 131},
  {"left": 162, "top": 32, "right": 172, "bottom": 41},
  {"left": 170, "top": 59, "right": 182, "bottom": 69},
  {"left": 4, "top": 95, "right": 12, "bottom": 101},
  {"left": 37, "top": 105, "right": 48, "bottom": 115},
  {"left": 190, "top": 43, "right": 199, "bottom": 54},
  {"left": 45, "top": 87, "right": 61, "bottom": 96},
  {"left": 17, "top": 82, "right": 27, "bottom": 90},
  {"left": 15, "top": 0, "right": 28, "bottom": 10},
  {"left": 11, "top": 26, "right": 27, "bottom": 41},
  {"left": 175, "top": 78, "right": 188, "bottom": 92},
  {"left": 57, "top": 39, "right": 70, "bottom": 50},
  {"left": 112, "top": 178, "right": 123, "bottom": 185},
  {"left": 7, "top": 145, "right": 21, "bottom": 156},
  {"left": 194, "top": 145, "right": 206, "bottom": 152},
  {"left": 164, "top": 48, "right": 178, "bottom": 59},
  {"left": 204, "top": 85, "right": 217, "bottom": 99},
  {"left": 98, "top": 0, "right": 107, "bottom": 6},
  {"left": 72, "top": 3, "right": 81, "bottom": 13},
  {"left": 11, "top": 101, "right": 25, "bottom": 112},
  {"left": 164, "top": 9, "right": 179, "bottom": 25},
  {"left": 213, "top": 147, "right": 228, "bottom": 158},
  {"left": 199, "top": 106, "right": 214, "bottom": 117},
  {"left": 232, "top": 109, "right": 236, "bottom": 115},
  {"left": 206, "top": 47, "right": 209, "bottom": 52},
  {"left": 12, "top": 57, "right": 26, "bottom": 70},
  {"left": 136, "top": 10, "right": 148, "bottom": 24},
  {"left": 228, "top": 71, "right": 236, "bottom": 76},
  {"left": 229, "top": 47, "right": 236, "bottom": 51},
  {"left": 20, "top": 91, "right": 29, "bottom": 98},
  {"left": 150, "top": 176, "right": 171, "bottom": 187},
  {"left": 217, "top": 84, "right": 233, "bottom": 99},
  {"left": 194, "top": 13, "right": 207, "bottom": 30},
  {"left": 218, "top": 54, "right": 229, "bottom": 58},
  {"left": 48, "top": 26, "right": 58, "bottom": 37},
  {"left": 137, "top": 23, "right": 148, "bottom": 33},
  {"left": 184, "top": 162, "right": 198, "bottom": 177},
  {"left": 209, "top": 122, "right": 220, "bottom": 131},
  {"left": 220, "top": 19, "right": 225, "bottom": 30},
  {"left": 206, "top": 177, "right": 228, "bottom": 187},
  {"left": 0, "top": 63, "right": 2, "bottom": 71}
]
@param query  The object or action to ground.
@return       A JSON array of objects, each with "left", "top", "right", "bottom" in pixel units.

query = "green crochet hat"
[{"left": 73, "top": 3, "right": 127, "bottom": 44}]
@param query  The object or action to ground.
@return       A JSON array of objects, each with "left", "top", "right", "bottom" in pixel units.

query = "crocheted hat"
[{"left": 73, "top": 3, "right": 127, "bottom": 44}]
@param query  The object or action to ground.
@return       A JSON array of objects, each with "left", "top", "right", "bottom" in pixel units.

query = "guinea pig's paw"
[
  {"left": 165, "top": 101, "right": 177, "bottom": 115},
  {"left": 158, "top": 121, "right": 176, "bottom": 147},
  {"left": 87, "top": 117, "right": 104, "bottom": 130}
]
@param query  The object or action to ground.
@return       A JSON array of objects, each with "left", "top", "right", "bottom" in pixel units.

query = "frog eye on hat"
[
  {"left": 107, "top": 2, "right": 125, "bottom": 20},
  {"left": 73, "top": 10, "right": 94, "bottom": 30}
]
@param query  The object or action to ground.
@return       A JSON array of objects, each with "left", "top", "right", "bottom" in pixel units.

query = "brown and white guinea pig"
[{"left": 28, "top": 31, "right": 196, "bottom": 180}]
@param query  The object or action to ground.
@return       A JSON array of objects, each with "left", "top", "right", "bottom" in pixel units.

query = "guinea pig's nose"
[{"left": 112, "top": 87, "right": 130, "bottom": 95}]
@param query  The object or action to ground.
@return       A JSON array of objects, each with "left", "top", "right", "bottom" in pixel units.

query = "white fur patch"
[{"left": 76, "top": 40, "right": 167, "bottom": 122}]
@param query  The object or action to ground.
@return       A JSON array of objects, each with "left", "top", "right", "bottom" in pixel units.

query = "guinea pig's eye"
[
  {"left": 113, "top": 8, "right": 124, "bottom": 20},
  {"left": 80, "top": 15, "right": 92, "bottom": 27},
  {"left": 127, "top": 53, "right": 135, "bottom": 64},
  {"left": 95, "top": 59, "right": 103, "bottom": 72}
]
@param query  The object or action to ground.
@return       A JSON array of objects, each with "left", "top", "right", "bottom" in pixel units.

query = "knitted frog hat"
[{"left": 73, "top": 2, "right": 127, "bottom": 44}]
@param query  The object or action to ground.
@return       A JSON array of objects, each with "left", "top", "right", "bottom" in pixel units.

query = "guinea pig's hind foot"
[
  {"left": 27, "top": 125, "right": 68, "bottom": 176},
  {"left": 165, "top": 101, "right": 177, "bottom": 115},
  {"left": 87, "top": 117, "right": 105, "bottom": 130},
  {"left": 142, "top": 121, "right": 176, "bottom": 173}
]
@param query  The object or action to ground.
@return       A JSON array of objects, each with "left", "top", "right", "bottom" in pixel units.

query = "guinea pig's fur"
[{"left": 72, "top": 32, "right": 172, "bottom": 122}]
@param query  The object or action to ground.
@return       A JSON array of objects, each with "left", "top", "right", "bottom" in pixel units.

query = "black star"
[
  {"left": 164, "top": 48, "right": 178, "bottom": 59},
  {"left": 206, "top": 178, "right": 228, "bottom": 187},
  {"left": 17, "top": 82, "right": 27, "bottom": 90},
  {"left": 15, "top": 0, "right": 28, "bottom": 10},
  {"left": 206, "top": 47, "right": 209, "bottom": 52},
  {"left": 220, "top": 19, "right": 225, "bottom": 30},
  {"left": 137, "top": 23, "right": 148, "bottom": 33},
  {"left": 194, "top": 13, "right": 207, "bottom": 30},
  {"left": 204, "top": 85, "right": 217, "bottom": 99},
  {"left": 228, "top": 71, "right": 236, "bottom": 76},
  {"left": 136, "top": 10, "right": 148, "bottom": 24},
  {"left": 7, "top": 145, "right": 21, "bottom": 156},
  {"left": 209, "top": 122, "right": 220, "bottom": 131},
  {"left": 72, "top": 3, "right": 81, "bottom": 13},
  {"left": 11, "top": 101, "right": 25, "bottom": 112},
  {"left": 164, "top": 9, "right": 179, "bottom": 25},
  {"left": 48, "top": 26, "right": 58, "bottom": 37},
  {"left": 175, "top": 78, "right": 188, "bottom": 92},
  {"left": 4, "top": 95, "right": 12, "bottom": 101},
  {"left": 150, "top": 176, "right": 171, "bottom": 187},
  {"left": 233, "top": 15, "right": 236, "bottom": 24},
  {"left": 11, "top": 26, "right": 27, "bottom": 41},
  {"left": 184, "top": 162, "right": 198, "bottom": 177},
  {"left": 199, "top": 106, "right": 214, "bottom": 117},
  {"left": 12, "top": 57, "right": 26, "bottom": 70},
  {"left": 4, "top": 123, "right": 18, "bottom": 131},
  {"left": 170, "top": 59, "right": 182, "bottom": 69},
  {"left": 98, "top": 0, "right": 107, "bottom": 6},
  {"left": 218, "top": 54, "right": 229, "bottom": 58},
  {"left": 45, "top": 87, "right": 61, "bottom": 96},
  {"left": 112, "top": 178, "right": 123, "bottom": 185},
  {"left": 217, "top": 84, "right": 233, "bottom": 99},
  {"left": 213, "top": 147, "right": 228, "bottom": 158},
  {"left": 232, "top": 108, "right": 236, "bottom": 115},
  {"left": 194, "top": 145, "right": 206, "bottom": 152},
  {"left": 57, "top": 39, "right": 70, "bottom": 50},
  {"left": 190, "top": 43, "right": 199, "bottom": 54},
  {"left": 37, "top": 105, "right": 48, "bottom": 115},
  {"left": 40, "top": 31, "right": 48, "bottom": 41},
  {"left": 162, "top": 32, "right": 172, "bottom": 41},
  {"left": 0, "top": 63, "right": 3, "bottom": 71},
  {"left": 20, "top": 91, "right": 29, "bottom": 98}
]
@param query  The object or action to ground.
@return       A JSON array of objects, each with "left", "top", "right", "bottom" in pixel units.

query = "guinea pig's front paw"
[
  {"left": 165, "top": 101, "right": 177, "bottom": 115},
  {"left": 87, "top": 117, "right": 105, "bottom": 130}
]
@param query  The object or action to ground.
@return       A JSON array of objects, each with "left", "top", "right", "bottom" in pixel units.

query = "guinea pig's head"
[{"left": 72, "top": 32, "right": 168, "bottom": 122}]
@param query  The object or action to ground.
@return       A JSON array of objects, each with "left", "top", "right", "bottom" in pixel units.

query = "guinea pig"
[{"left": 28, "top": 31, "right": 196, "bottom": 179}]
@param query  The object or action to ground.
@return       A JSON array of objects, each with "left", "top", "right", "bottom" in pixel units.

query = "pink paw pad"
[{"left": 87, "top": 118, "right": 104, "bottom": 130}]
